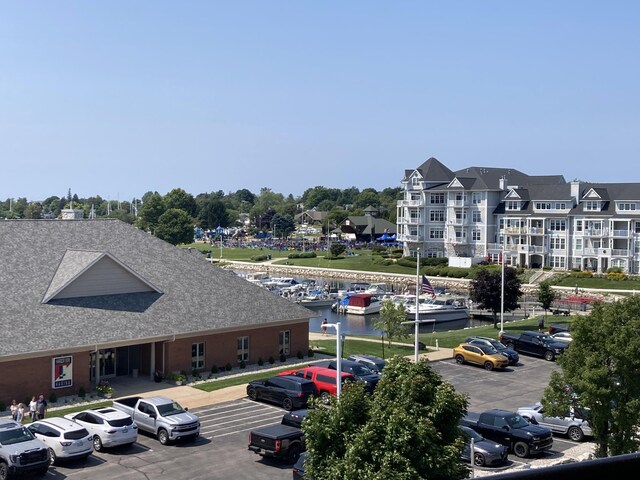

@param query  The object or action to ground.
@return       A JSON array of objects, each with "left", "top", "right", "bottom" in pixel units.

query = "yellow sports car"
[{"left": 453, "top": 343, "right": 509, "bottom": 371}]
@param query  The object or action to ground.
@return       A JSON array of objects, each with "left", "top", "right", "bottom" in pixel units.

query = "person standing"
[
  {"left": 16, "top": 403, "right": 25, "bottom": 424},
  {"left": 10, "top": 400, "right": 18, "bottom": 421},
  {"left": 29, "top": 396, "right": 37, "bottom": 421},
  {"left": 322, "top": 318, "right": 328, "bottom": 336},
  {"left": 35, "top": 394, "right": 47, "bottom": 420}
]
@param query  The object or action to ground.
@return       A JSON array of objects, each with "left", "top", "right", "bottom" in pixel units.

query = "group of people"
[{"left": 10, "top": 394, "right": 48, "bottom": 424}]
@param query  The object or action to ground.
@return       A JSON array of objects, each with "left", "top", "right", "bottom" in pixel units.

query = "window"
[
  {"left": 237, "top": 336, "right": 249, "bottom": 362},
  {"left": 575, "top": 238, "right": 582, "bottom": 250},
  {"left": 279, "top": 330, "right": 291, "bottom": 355},
  {"left": 472, "top": 229, "right": 481, "bottom": 241},
  {"left": 551, "top": 256, "right": 566, "bottom": 268},
  {"left": 550, "top": 238, "right": 566, "bottom": 250},
  {"left": 410, "top": 192, "right": 421, "bottom": 201},
  {"left": 535, "top": 202, "right": 551, "bottom": 210},
  {"left": 191, "top": 342, "right": 205, "bottom": 370},
  {"left": 506, "top": 201, "right": 520, "bottom": 211},
  {"left": 472, "top": 192, "right": 482, "bottom": 204},
  {"left": 584, "top": 201, "right": 600, "bottom": 211},
  {"left": 429, "top": 229, "right": 444, "bottom": 239},
  {"left": 409, "top": 209, "right": 420, "bottom": 222},
  {"left": 411, "top": 175, "right": 421, "bottom": 186},
  {"left": 575, "top": 220, "right": 583, "bottom": 232},
  {"left": 472, "top": 211, "right": 482, "bottom": 223},
  {"left": 619, "top": 203, "right": 637, "bottom": 211},
  {"left": 430, "top": 210, "right": 445, "bottom": 222},
  {"left": 549, "top": 220, "right": 566, "bottom": 231},
  {"left": 635, "top": 222, "right": 640, "bottom": 234},
  {"left": 430, "top": 193, "right": 445, "bottom": 204}
]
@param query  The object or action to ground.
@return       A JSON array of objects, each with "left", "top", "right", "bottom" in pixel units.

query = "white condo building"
[{"left": 397, "top": 157, "right": 640, "bottom": 274}]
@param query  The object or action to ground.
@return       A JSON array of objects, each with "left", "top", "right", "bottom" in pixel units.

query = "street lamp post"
[
  {"left": 415, "top": 248, "right": 420, "bottom": 362},
  {"left": 322, "top": 322, "right": 342, "bottom": 397}
]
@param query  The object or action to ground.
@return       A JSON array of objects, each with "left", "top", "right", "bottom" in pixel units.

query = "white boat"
[
  {"left": 364, "top": 283, "right": 394, "bottom": 295},
  {"left": 403, "top": 296, "right": 469, "bottom": 323},
  {"left": 344, "top": 294, "right": 383, "bottom": 315},
  {"left": 296, "top": 289, "right": 339, "bottom": 308}
]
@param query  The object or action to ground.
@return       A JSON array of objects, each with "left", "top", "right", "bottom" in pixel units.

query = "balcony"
[
  {"left": 528, "top": 227, "right": 544, "bottom": 235},
  {"left": 405, "top": 218, "right": 422, "bottom": 225},
  {"left": 583, "top": 228, "right": 609, "bottom": 237},
  {"left": 397, "top": 200, "right": 422, "bottom": 207},
  {"left": 447, "top": 219, "right": 468, "bottom": 226},
  {"left": 612, "top": 230, "right": 630, "bottom": 237},
  {"left": 530, "top": 245, "right": 548, "bottom": 254},
  {"left": 397, "top": 234, "right": 421, "bottom": 243},
  {"left": 504, "top": 227, "right": 526, "bottom": 234},
  {"left": 448, "top": 200, "right": 468, "bottom": 207},
  {"left": 611, "top": 249, "right": 630, "bottom": 256}
]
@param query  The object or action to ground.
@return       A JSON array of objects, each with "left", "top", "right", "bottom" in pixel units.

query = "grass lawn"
[
  {"left": 309, "top": 338, "right": 416, "bottom": 358},
  {"left": 193, "top": 364, "right": 319, "bottom": 393},
  {"left": 272, "top": 254, "right": 415, "bottom": 275},
  {"left": 553, "top": 275, "right": 640, "bottom": 291},
  {"left": 181, "top": 243, "right": 292, "bottom": 261}
]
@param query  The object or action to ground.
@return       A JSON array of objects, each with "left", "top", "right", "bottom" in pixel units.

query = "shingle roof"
[{"left": 0, "top": 220, "right": 313, "bottom": 359}]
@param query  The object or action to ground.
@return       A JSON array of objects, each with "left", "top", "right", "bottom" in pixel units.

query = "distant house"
[
  {"left": 0, "top": 219, "right": 312, "bottom": 404},
  {"left": 338, "top": 214, "right": 396, "bottom": 242},
  {"left": 294, "top": 209, "right": 329, "bottom": 226}
]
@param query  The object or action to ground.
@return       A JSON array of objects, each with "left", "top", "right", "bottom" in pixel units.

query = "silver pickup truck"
[{"left": 111, "top": 396, "right": 200, "bottom": 445}]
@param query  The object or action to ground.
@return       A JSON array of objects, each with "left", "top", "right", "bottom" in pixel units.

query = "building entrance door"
[{"left": 89, "top": 348, "right": 117, "bottom": 382}]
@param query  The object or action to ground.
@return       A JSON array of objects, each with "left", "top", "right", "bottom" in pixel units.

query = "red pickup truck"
[{"left": 279, "top": 366, "right": 355, "bottom": 404}]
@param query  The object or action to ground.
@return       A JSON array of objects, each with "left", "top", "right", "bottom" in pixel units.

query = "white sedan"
[
  {"left": 65, "top": 407, "right": 138, "bottom": 451},
  {"left": 551, "top": 331, "right": 573, "bottom": 343}
]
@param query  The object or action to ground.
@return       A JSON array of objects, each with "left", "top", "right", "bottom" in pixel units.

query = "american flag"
[{"left": 421, "top": 275, "right": 436, "bottom": 298}]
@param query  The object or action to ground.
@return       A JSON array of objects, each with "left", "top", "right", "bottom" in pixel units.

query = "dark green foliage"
[
  {"left": 155, "top": 208, "right": 194, "bottom": 245},
  {"left": 78, "top": 386, "right": 86, "bottom": 398},
  {"left": 49, "top": 392, "right": 57, "bottom": 404},
  {"left": 239, "top": 360, "right": 246, "bottom": 369},
  {"left": 211, "top": 364, "right": 219, "bottom": 374},
  {"left": 279, "top": 353, "right": 287, "bottom": 362},
  {"left": 330, "top": 243, "right": 346, "bottom": 257},
  {"left": 288, "top": 251, "right": 317, "bottom": 259},
  {"left": 303, "top": 357, "right": 469, "bottom": 480},
  {"left": 543, "top": 296, "right": 640, "bottom": 457},
  {"left": 250, "top": 254, "right": 269, "bottom": 261},
  {"left": 224, "top": 362, "right": 232, "bottom": 372},
  {"left": 268, "top": 356, "right": 275, "bottom": 364},
  {"left": 296, "top": 350, "right": 304, "bottom": 359},
  {"left": 375, "top": 301, "right": 410, "bottom": 346},
  {"left": 537, "top": 281, "right": 558, "bottom": 316},
  {"left": 371, "top": 245, "right": 388, "bottom": 254},
  {"left": 257, "top": 357, "right": 264, "bottom": 366},
  {"left": 470, "top": 267, "right": 522, "bottom": 328},
  {"left": 307, "top": 348, "right": 315, "bottom": 357},
  {"left": 0, "top": 401, "right": 5, "bottom": 412}
]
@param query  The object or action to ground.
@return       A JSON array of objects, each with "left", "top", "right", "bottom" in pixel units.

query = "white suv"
[
  {"left": 65, "top": 407, "right": 138, "bottom": 451},
  {"left": 28, "top": 418, "right": 93, "bottom": 465},
  {"left": 0, "top": 420, "right": 50, "bottom": 477}
]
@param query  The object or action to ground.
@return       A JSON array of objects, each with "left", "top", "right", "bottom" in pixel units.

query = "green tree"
[
  {"left": 164, "top": 188, "right": 197, "bottom": 217},
  {"left": 470, "top": 267, "right": 522, "bottom": 328},
  {"left": 537, "top": 281, "right": 558, "bottom": 321},
  {"left": 542, "top": 296, "right": 640, "bottom": 457},
  {"left": 198, "top": 198, "right": 230, "bottom": 230},
  {"left": 271, "top": 213, "right": 295, "bottom": 239},
  {"left": 304, "top": 356, "right": 469, "bottom": 480},
  {"left": 155, "top": 208, "right": 194, "bottom": 245},
  {"left": 136, "top": 193, "right": 166, "bottom": 232},
  {"left": 374, "top": 300, "right": 410, "bottom": 347},
  {"left": 23, "top": 202, "right": 43, "bottom": 219},
  {"left": 330, "top": 243, "right": 346, "bottom": 257}
]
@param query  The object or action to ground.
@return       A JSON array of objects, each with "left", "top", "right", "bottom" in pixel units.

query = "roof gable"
[
  {"left": 505, "top": 189, "right": 522, "bottom": 199},
  {"left": 42, "top": 250, "right": 161, "bottom": 303},
  {"left": 583, "top": 188, "right": 602, "bottom": 199}
]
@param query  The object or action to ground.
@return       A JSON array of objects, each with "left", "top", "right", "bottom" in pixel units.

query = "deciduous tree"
[
  {"left": 375, "top": 300, "right": 409, "bottom": 346},
  {"left": 537, "top": 281, "right": 558, "bottom": 321},
  {"left": 542, "top": 295, "right": 640, "bottom": 457},
  {"left": 470, "top": 267, "right": 522, "bottom": 328},
  {"left": 155, "top": 208, "right": 194, "bottom": 246},
  {"left": 303, "top": 357, "right": 469, "bottom": 480}
]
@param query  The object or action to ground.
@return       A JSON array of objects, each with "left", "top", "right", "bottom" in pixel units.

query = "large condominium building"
[{"left": 397, "top": 157, "right": 640, "bottom": 274}]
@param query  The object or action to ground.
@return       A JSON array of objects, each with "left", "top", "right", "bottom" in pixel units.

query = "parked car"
[
  {"left": 111, "top": 396, "right": 200, "bottom": 445},
  {"left": 292, "top": 451, "right": 307, "bottom": 479},
  {"left": 325, "top": 359, "right": 381, "bottom": 392},
  {"left": 0, "top": 419, "right": 50, "bottom": 477},
  {"left": 282, "top": 409, "right": 309, "bottom": 429},
  {"left": 64, "top": 407, "right": 138, "bottom": 451},
  {"left": 247, "top": 375, "right": 319, "bottom": 410},
  {"left": 453, "top": 343, "right": 509, "bottom": 371},
  {"left": 248, "top": 421, "right": 304, "bottom": 463},
  {"left": 346, "top": 354, "right": 387, "bottom": 373},
  {"left": 28, "top": 417, "right": 93, "bottom": 465},
  {"left": 551, "top": 331, "right": 573, "bottom": 344},
  {"left": 465, "top": 336, "right": 519, "bottom": 365},
  {"left": 548, "top": 324, "right": 570, "bottom": 335},
  {"left": 459, "top": 426, "right": 509, "bottom": 467},
  {"left": 499, "top": 331, "right": 567, "bottom": 361},
  {"left": 279, "top": 366, "right": 355, "bottom": 404},
  {"left": 516, "top": 402, "right": 592, "bottom": 441}
]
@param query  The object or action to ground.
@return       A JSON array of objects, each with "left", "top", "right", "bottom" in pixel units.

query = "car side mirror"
[
  {"left": 185, "top": 407, "right": 189, "bottom": 411},
  {"left": 502, "top": 425, "right": 510, "bottom": 431},
  {"left": 529, "top": 417, "right": 538, "bottom": 425},
  {"left": 149, "top": 412, "right": 157, "bottom": 419}
]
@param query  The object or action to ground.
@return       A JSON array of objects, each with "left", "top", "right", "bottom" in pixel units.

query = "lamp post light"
[
  {"left": 415, "top": 248, "right": 420, "bottom": 362},
  {"left": 322, "top": 321, "right": 342, "bottom": 397}
]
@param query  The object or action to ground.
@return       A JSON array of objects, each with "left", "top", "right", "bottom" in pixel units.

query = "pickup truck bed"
[{"left": 248, "top": 423, "right": 304, "bottom": 463}]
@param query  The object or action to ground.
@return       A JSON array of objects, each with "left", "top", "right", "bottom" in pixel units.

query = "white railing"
[
  {"left": 397, "top": 200, "right": 422, "bottom": 207},
  {"left": 397, "top": 234, "right": 420, "bottom": 242},
  {"left": 612, "top": 230, "right": 629, "bottom": 237},
  {"left": 611, "top": 249, "right": 629, "bottom": 256}
]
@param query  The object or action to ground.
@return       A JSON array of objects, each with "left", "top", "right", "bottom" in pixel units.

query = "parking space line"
[
  {"left": 201, "top": 415, "right": 284, "bottom": 435},
  {"left": 207, "top": 420, "right": 285, "bottom": 439}
]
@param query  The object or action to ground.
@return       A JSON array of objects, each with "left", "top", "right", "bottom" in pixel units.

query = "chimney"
[
  {"left": 499, "top": 175, "right": 508, "bottom": 191},
  {"left": 570, "top": 181, "right": 582, "bottom": 204}
]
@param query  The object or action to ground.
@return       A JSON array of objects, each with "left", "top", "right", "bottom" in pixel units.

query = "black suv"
[
  {"left": 247, "top": 375, "right": 318, "bottom": 410},
  {"left": 327, "top": 359, "right": 380, "bottom": 392},
  {"left": 346, "top": 354, "right": 387, "bottom": 373}
]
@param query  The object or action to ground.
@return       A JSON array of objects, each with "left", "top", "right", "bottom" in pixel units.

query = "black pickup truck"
[
  {"left": 499, "top": 330, "right": 567, "bottom": 361},
  {"left": 248, "top": 415, "right": 304, "bottom": 463},
  {"left": 461, "top": 409, "right": 553, "bottom": 458}
]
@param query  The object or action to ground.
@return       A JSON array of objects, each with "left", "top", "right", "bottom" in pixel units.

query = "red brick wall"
[{"left": 0, "top": 352, "right": 91, "bottom": 408}]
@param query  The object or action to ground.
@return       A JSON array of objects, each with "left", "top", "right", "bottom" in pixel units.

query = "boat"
[
  {"left": 364, "top": 283, "right": 395, "bottom": 295},
  {"left": 344, "top": 294, "right": 383, "bottom": 315},
  {"left": 337, "top": 282, "right": 370, "bottom": 296},
  {"left": 296, "top": 289, "right": 339, "bottom": 308},
  {"left": 403, "top": 296, "right": 469, "bottom": 323}
]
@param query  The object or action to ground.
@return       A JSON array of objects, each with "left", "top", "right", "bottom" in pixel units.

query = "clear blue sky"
[{"left": 2, "top": 1, "right": 639, "bottom": 201}]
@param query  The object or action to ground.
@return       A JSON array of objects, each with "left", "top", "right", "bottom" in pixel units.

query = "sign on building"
[{"left": 52, "top": 355, "right": 73, "bottom": 389}]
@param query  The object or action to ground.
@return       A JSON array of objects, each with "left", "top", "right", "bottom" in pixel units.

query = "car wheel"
[
  {"left": 0, "top": 461, "right": 9, "bottom": 480},
  {"left": 506, "top": 342, "right": 515, "bottom": 350},
  {"left": 248, "top": 387, "right": 258, "bottom": 401},
  {"left": 48, "top": 448, "right": 57, "bottom": 465},
  {"left": 320, "top": 391, "right": 331, "bottom": 405},
  {"left": 543, "top": 350, "right": 555, "bottom": 361},
  {"left": 287, "top": 444, "right": 301, "bottom": 464},
  {"left": 455, "top": 355, "right": 465, "bottom": 365},
  {"left": 93, "top": 435, "right": 104, "bottom": 452},
  {"left": 157, "top": 428, "right": 169, "bottom": 445},
  {"left": 473, "top": 452, "right": 486, "bottom": 466},
  {"left": 282, "top": 397, "right": 294, "bottom": 411},
  {"left": 484, "top": 361, "right": 494, "bottom": 371},
  {"left": 568, "top": 426, "right": 585, "bottom": 442},
  {"left": 513, "top": 441, "right": 529, "bottom": 458}
]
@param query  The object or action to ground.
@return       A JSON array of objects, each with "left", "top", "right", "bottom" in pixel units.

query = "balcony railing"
[
  {"left": 611, "top": 249, "right": 629, "bottom": 256},
  {"left": 583, "top": 228, "right": 609, "bottom": 236},
  {"left": 528, "top": 227, "right": 544, "bottom": 234},
  {"left": 447, "top": 219, "right": 468, "bottom": 226},
  {"left": 504, "top": 227, "right": 526, "bottom": 234},
  {"left": 448, "top": 200, "right": 467, "bottom": 207},
  {"left": 397, "top": 234, "right": 420, "bottom": 242},
  {"left": 612, "top": 230, "right": 630, "bottom": 237},
  {"left": 397, "top": 200, "right": 422, "bottom": 207}
]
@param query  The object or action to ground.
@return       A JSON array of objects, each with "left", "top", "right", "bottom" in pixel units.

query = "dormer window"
[
  {"left": 584, "top": 201, "right": 601, "bottom": 211},
  {"left": 506, "top": 201, "right": 520, "bottom": 211}
]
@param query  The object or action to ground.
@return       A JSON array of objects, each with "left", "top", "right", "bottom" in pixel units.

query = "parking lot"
[{"left": 46, "top": 355, "right": 592, "bottom": 479}]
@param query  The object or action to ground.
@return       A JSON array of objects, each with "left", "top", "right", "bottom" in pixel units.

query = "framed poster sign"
[{"left": 52, "top": 355, "right": 73, "bottom": 389}]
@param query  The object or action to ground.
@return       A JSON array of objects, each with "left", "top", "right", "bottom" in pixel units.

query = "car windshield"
[
  {"left": 539, "top": 335, "right": 555, "bottom": 343},
  {"left": 508, "top": 415, "right": 530, "bottom": 429},
  {"left": 0, "top": 427, "right": 35, "bottom": 445},
  {"left": 479, "top": 345, "right": 498, "bottom": 355},
  {"left": 351, "top": 364, "right": 374, "bottom": 376},
  {"left": 157, "top": 401, "right": 186, "bottom": 416},
  {"left": 461, "top": 427, "right": 483, "bottom": 442},
  {"left": 489, "top": 340, "right": 506, "bottom": 350}
]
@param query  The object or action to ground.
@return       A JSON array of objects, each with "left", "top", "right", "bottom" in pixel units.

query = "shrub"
[
  {"left": 0, "top": 401, "right": 5, "bottom": 412},
  {"left": 607, "top": 272, "right": 627, "bottom": 281},
  {"left": 211, "top": 364, "right": 219, "bottom": 374},
  {"left": 250, "top": 254, "right": 269, "bottom": 262},
  {"left": 192, "top": 369, "right": 202, "bottom": 379},
  {"left": 239, "top": 360, "right": 246, "bottom": 369},
  {"left": 225, "top": 362, "right": 233, "bottom": 372},
  {"left": 307, "top": 348, "right": 315, "bottom": 358},
  {"left": 268, "top": 356, "right": 275, "bottom": 365},
  {"left": 279, "top": 353, "right": 287, "bottom": 362},
  {"left": 288, "top": 251, "right": 317, "bottom": 259},
  {"left": 257, "top": 357, "right": 264, "bottom": 366},
  {"left": 78, "top": 386, "right": 86, "bottom": 398},
  {"left": 49, "top": 392, "right": 58, "bottom": 404},
  {"left": 296, "top": 350, "right": 304, "bottom": 359}
]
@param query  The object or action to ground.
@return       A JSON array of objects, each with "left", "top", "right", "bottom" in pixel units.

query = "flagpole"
[{"left": 415, "top": 248, "right": 420, "bottom": 362}]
